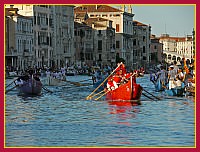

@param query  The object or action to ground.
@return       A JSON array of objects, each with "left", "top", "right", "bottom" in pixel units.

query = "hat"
[{"left": 169, "top": 65, "right": 174, "bottom": 68}]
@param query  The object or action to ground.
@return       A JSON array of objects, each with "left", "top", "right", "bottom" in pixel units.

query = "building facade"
[
  {"left": 5, "top": 5, "right": 75, "bottom": 70},
  {"left": 160, "top": 33, "right": 195, "bottom": 64},
  {"left": 5, "top": 7, "right": 34, "bottom": 71},
  {"left": 132, "top": 20, "right": 151, "bottom": 69},
  {"left": 74, "top": 5, "right": 136, "bottom": 69}
]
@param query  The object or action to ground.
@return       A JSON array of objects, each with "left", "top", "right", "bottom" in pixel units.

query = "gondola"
[{"left": 17, "top": 76, "right": 42, "bottom": 95}]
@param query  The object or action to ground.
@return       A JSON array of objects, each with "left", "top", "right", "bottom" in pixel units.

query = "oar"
[
  {"left": 42, "top": 86, "right": 53, "bottom": 93},
  {"left": 59, "top": 79, "right": 85, "bottom": 86},
  {"left": 94, "top": 90, "right": 109, "bottom": 101},
  {"left": 142, "top": 92, "right": 156, "bottom": 101},
  {"left": 87, "top": 90, "right": 105, "bottom": 100},
  {"left": 142, "top": 88, "right": 160, "bottom": 100},
  {"left": 86, "top": 62, "right": 122, "bottom": 100},
  {"left": 78, "top": 78, "right": 93, "bottom": 83},
  {"left": 5, "top": 85, "right": 18, "bottom": 94},
  {"left": 6, "top": 78, "right": 17, "bottom": 88}
]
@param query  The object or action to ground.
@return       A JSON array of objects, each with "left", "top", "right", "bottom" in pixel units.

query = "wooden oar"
[
  {"left": 142, "top": 92, "right": 156, "bottom": 101},
  {"left": 87, "top": 90, "right": 105, "bottom": 100},
  {"left": 5, "top": 85, "right": 18, "bottom": 94},
  {"left": 6, "top": 78, "right": 17, "bottom": 88},
  {"left": 78, "top": 78, "right": 93, "bottom": 83},
  {"left": 59, "top": 79, "right": 87, "bottom": 86},
  {"left": 94, "top": 90, "right": 109, "bottom": 101},
  {"left": 42, "top": 86, "right": 53, "bottom": 93},
  {"left": 86, "top": 62, "right": 122, "bottom": 100},
  {"left": 142, "top": 88, "right": 160, "bottom": 100}
]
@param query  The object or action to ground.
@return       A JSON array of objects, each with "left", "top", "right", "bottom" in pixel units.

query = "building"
[
  {"left": 150, "top": 35, "right": 163, "bottom": 65},
  {"left": 5, "top": 5, "right": 75, "bottom": 69},
  {"left": 5, "top": 7, "right": 34, "bottom": 71},
  {"left": 160, "top": 33, "right": 195, "bottom": 64},
  {"left": 132, "top": 20, "right": 151, "bottom": 69},
  {"left": 74, "top": 5, "right": 135, "bottom": 69},
  {"left": 52, "top": 5, "right": 75, "bottom": 68}
]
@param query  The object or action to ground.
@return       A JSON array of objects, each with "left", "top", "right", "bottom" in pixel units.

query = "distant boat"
[{"left": 165, "top": 87, "right": 184, "bottom": 97}]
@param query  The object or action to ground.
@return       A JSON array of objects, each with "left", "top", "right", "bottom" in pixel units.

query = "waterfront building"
[
  {"left": 74, "top": 5, "right": 135, "bottom": 69},
  {"left": 5, "top": 7, "right": 34, "bottom": 71},
  {"left": 159, "top": 33, "right": 195, "bottom": 64},
  {"left": 52, "top": 5, "right": 75, "bottom": 68},
  {"left": 150, "top": 35, "right": 163, "bottom": 65},
  {"left": 132, "top": 20, "right": 151, "bottom": 69},
  {"left": 5, "top": 5, "right": 75, "bottom": 69}
]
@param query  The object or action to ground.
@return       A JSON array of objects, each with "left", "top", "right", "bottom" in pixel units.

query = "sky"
[{"left": 131, "top": 5, "right": 195, "bottom": 37}]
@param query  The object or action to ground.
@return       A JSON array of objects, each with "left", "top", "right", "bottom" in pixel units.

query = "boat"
[
  {"left": 185, "top": 86, "right": 195, "bottom": 97},
  {"left": 165, "top": 87, "right": 184, "bottom": 97},
  {"left": 106, "top": 76, "right": 143, "bottom": 101},
  {"left": 17, "top": 76, "right": 42, "bottom": 95}
]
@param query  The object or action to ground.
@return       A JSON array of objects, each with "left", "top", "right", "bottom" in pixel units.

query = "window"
[
  {"left": 98, "top": 40, "right": 102, "bottom": 50},
  {"left": 116, "top": 24, "right": 119, "bottom": 32},
  {"left": 143, "top": 46, "right": 145, "bottom": 53},
  {"left": 116, "top": 41, "right": 120, "bottom": 48},
  {"left": 98, "top": 54, "right": 102, "bottom": 61},
  {"left": 143, "top": 36, "right": 145, "bottom": 42},
  {"left": 133, "top": 39, "right": 136, "bottom": 46},
  {"left": 98, "top": 30, "right": 102, "bottom": 35}
]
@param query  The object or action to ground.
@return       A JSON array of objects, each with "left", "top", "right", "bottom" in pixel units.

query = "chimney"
[
  {"left": 128, "top": 5, "right": 132, "bottom": 13},
  {"left": 121, "top": 5, "right": 125, "bottom": 12}
]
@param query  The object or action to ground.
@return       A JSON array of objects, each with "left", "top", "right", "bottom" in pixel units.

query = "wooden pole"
[
  {"left": 94, "top": 90, "right": 109, "bottom": 101},
  {"left": 87, "top": 90, "right": 105, "bottom": 100},
  {"left": 5, "top": 85, "right": 17, "bottom": 94},
  {"left": 86, "top": 62, "right": 122, "bottom": 100}
]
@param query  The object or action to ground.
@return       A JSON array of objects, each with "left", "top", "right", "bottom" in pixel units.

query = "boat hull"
[
  {"left": 165, "top": 87, "right": 184, "bottom": 97},
  {"left": 18, "top": 78, "right": 42, "bottom": 95},
  {"left": 106, "top": 77, "right": 142, "bottom": 101}
]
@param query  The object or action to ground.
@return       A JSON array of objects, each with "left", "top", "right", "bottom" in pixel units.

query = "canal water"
[{"left": 5, "top": 74, "right": 195, "bottom": 147}]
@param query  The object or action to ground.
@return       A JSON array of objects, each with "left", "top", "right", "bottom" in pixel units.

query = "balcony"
[
  {"left": 40, "top": 43, "right": 49, "bottom": 49},
  {"left": 40, "top": 24, "right": 48, "bottom": 30},
  {"left": 5, "top": 50, "right": 18, "bottom": 56}
]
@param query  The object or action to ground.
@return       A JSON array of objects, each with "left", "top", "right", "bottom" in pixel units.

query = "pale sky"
[{"left": 131, "top": 5, "right": 195, "bottom": 37}]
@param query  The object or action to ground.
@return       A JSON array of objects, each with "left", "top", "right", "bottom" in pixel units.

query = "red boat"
[{"left": 105, "top": 76, "right": 143, "bottom": 101}]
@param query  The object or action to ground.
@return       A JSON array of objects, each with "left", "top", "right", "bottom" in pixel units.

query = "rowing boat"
[
  {"left": 106, "top": 76, "right": 142, "bottom": 101},
  {"left": 17, "top": 77, "right": 42, "bottom": 95}
]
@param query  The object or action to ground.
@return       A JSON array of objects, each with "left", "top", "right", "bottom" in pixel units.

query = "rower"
[{"left": 107, "top": 77, "right": 115, "bottom": 91}]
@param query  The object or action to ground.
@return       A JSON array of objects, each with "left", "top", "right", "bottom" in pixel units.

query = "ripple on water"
[{"left": 5, "top": 75, "right": 195, "bottom": 147}]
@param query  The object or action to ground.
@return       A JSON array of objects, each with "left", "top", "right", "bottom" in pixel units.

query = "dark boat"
[
  {"left": 106, "top": 76, "right": 142, "bottom": 101},
  {"left": 17, "top": 76, "right": 42, "bottom": 95},
  {"left": 165, "top": 85, "right": 185, "bottom": 97}
]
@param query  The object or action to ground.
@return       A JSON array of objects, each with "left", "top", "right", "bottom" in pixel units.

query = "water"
[{"left": 5, "top": 75, "right": 195, "bottom": 147}]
